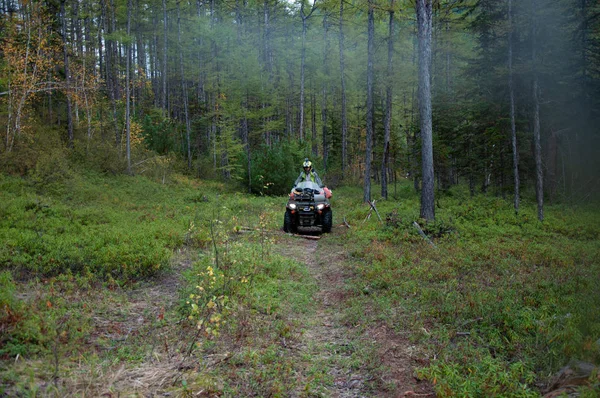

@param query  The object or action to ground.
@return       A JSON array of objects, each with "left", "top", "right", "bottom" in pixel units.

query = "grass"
[
  {"left": 0, "top": 171, "right": 215, "bottom": 280},
  {"left": 1, "top": 168, "right": 599, "bottom": 396},
  {"left": 334, "top": 182, "right": 600, "bottom": 396},
  {"left": 0, "top": 168, "right": 325, "bottom": 396}
]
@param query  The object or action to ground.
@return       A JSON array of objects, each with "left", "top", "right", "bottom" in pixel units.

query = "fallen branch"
[
  {"left": 343, "top": 217, "right": 351, "bottom": 228},
  {"left": 403, "top": 391, "right": 435, "bottom": 397},
  {"left": 368, "top": 200, "right": 383, "bottom": 223},
  {"left": 293, "top": 234, "right": 321, "bottom": 240},
  {"left": 412, "top": 221, "right": 436, "bottom": 248},
  {"left": 362, "top": 211, "right": 372, "bottom": 224}
]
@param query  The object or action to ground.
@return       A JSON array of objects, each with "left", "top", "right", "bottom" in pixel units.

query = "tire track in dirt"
[
  {"left": 277, "top": 227, "right": 434, "bottom": 398},
  {"left": 277, "top": 229, "right": 370, "bottom": 397}
]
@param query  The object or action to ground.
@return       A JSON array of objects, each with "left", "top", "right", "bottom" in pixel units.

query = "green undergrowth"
[
  {"left": 176, "top": 232, "right": 321, "bottom": 396},
  {"left": 2, "top": 171, "right": 207, "bottom": 280},
  {"left": 0, "top": 167, "right": 322, "bottom": 395},
  {"left": 336, "top": 182, "right": 600, "bottom": 396},
  {"left": 3, "top": 169, "right": 599, "bottom": 396}
]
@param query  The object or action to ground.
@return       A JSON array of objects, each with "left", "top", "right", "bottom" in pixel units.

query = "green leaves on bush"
[
  {"left": 245, "top": 141, "right": 314, "bottom": 196},
  {"left": 0, "top": 172, "right": 211, "bottom": 281}
]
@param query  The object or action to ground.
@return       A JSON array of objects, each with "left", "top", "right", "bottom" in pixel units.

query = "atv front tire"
[
  {"left": 283, "top": 210, "right": 296, "bottom": 233},
  {"left": 322, "top": 209, "right": 333, "bottom": 233}
]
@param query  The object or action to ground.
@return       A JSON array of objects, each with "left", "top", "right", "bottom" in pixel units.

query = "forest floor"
[
  {"left": 3, "top": 175, "right": 598, "bottom": 397},
  {"left": 273, "top": 225, "right": 434, "bottom": 397},
  {"left": 18, "top": 224, "right": 433, "bottom": 396}
]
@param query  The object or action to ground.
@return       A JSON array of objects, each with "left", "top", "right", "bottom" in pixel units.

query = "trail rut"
[{"left": 276, "top": 227, "right": 434, "bottom": 397}]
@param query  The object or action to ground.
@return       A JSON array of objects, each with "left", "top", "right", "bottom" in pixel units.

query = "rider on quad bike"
[
  {"left": 284, "top": 159, "right": 333, "bottom": 234},
  {"left": 294, "top": 159, "right": 323, "bottom": 187}
]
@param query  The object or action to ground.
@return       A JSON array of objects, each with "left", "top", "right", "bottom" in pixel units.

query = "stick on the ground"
[
  {"left": 412, "top": 221, "right": 436, "bottom": 248},
  {"left": 343, "top": 217, "right": 351, "bottom": 228},
  {"left": 362, "top": 210, "right": 372, "bottom": 224},
  {"left": 293, "top": 234, "right": 321, "bottom": 240}
]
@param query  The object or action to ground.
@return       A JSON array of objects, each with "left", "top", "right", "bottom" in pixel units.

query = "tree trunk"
[
  {"left": 532, "top": 0, "right": 543, "bottom": 221},
  {"left": 197, "top": 0, "right": 206, "bottom": 104},
  {"left": 61, "top": 0, "right": 74, "bottom": 148},
  {"left": 178, "top": 2, "right": 192, "bottom": 170},
  {"left": 242, "top": 94, "right": 251, "bottom": 193},
  {"left": 311, "top": 91, "right": 317, "bottom": 156},
  {"left": 299, "top": 2, "right": 316, "bottom": 141},
  {"left": 299, "top": 15, "right": 307, "bottom": 141},
  {"left": 508, "top": 0, "right": 520, "bottom": 213},
  {"left": 110, "top": 0, "right": 119, "bottom": 102},
  {"left": 135, "top": 0, "right": 146, "bottom": 117},
  {"left": 162, "top": 0, "right": 168, "bottom": 117},
  {"left": 263, "top": 0, "right": 273, "bottom": 74},
  {"left": 126, "top": 0, "right": 132, "bottom": 174},
  {"left": 339, "top": 0, "right": 347, "bottom": 177},
  {"left": 322, "top": 86, "right": 328, "bottom": 171},
  {"left": 364, "top": 0, "right": 374, "bottom": 203},
  {"left": 322, "top": 16, "right": 330, "bottom": 171},
  {"left": 152, "top": 11, "right": 159, "bottom": 108},
  {"left": 105, "top": 0, "right": 119, "bottom": 146},
  {"left": 416, "top": 0, "right": 435, "bottom": 221},
  {"left": 73, "top": 0, "right": 83, "bottom": 57},
  {"left": 382, "top": 0, "right": 394, "bottom": 199},
  {"left": 98, "top": 3, "right": 104, "bottom": 81},
  {"left": 547, "top": 129, "right": 558, "bottom": 202}
]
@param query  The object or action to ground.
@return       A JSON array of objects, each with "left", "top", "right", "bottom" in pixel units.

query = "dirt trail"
[
  {"left": 277, "top": 232, "right": 368, "bottom": 396},
  {"left": 51, "top": 228, "right": 431, "bottom": 397},
  {"left": 277, "top": 227, "right": 434, "bottom": 397}
]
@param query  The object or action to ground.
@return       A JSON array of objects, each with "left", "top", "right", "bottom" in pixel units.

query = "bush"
[
  {"left": 71, "top": 137, "right": 125, "bottom": 175},
  {"left": 29, "top": 147, "right": 74, "bottom": 195},
  {"left": 244, "top": 142, "right": 315, "bottom": 196}
]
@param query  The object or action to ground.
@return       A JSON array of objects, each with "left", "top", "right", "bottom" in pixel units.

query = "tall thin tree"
[
  {"left": 60, "top": 0, "right": 74, "bottom": 148},
  {"left": 299, "top": 0, "right": 317, "bottom": 141},
  {"left": 162, "top": 0, "right": 168, "bottom": 117},
  {"left": 364, "top": 0, "right": 375, "bottom": 202},
  {"left": 177, "top": 1, "right": 192, "bottom": 169},
  {"left": 339, "top": 0, "right": 348, "bottom": 177},
  {"left": 126, "top": 0, "right": 133, "bottom": 173},
  {"left": 322, "top": 15, "right": 330, "bottom": 171},
  {"left": 382, "top": 0, "right": 395, "bottom": 199},
  {"left": 416, "top": 0, "right": 435, "bottom": 221},
  {"left": 508, "top": 0, "right": 519, "bottom": 213},
  {"left": 531, "top": 0, "right": 543, "bottom": 221}
]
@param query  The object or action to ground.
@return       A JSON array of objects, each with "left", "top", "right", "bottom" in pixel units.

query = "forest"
[
  {"left": 1, "top": 0, "right": 598, "bottom": 205},
  {"left": 1, "top": 0, "right": 600, "bottom": 396}
]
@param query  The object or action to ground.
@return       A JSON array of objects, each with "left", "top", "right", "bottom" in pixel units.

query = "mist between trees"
[{"left": 1, "top": 0, "right": 599, "bottom": 212}]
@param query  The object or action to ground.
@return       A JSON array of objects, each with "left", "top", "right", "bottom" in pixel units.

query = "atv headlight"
[
  {"left": 288, "top": 203, "right": 297, "bottom": 210},
  {"left": 317, "top": 204, "right": 325, "bottom": 210}
]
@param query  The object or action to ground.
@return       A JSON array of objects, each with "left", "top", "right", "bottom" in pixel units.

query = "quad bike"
[{"left": 283, "top": 181, "right": 333, "bottom": 233}]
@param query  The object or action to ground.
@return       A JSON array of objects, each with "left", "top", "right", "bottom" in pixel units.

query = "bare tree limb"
[
  {"left": 343, "top": 216, "right": 351, "bottom": 228},
  {"left": 368, "top": 200, "right": 383, "bottom": 223},
  {"left": 413, "top": 221, "right": 436, "bottom": 248}
]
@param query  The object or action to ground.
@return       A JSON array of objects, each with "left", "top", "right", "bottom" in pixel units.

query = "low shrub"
[{"left": 340, "top": 182, "right": 600, "bottom": 395}]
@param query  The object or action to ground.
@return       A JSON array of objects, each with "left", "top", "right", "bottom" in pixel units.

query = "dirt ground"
[
  {"left": 275, "top": 225, "right": 434, "bottom": 397},
  {"left": 14, "top": 225, "right": 434, "bottom": 397}
]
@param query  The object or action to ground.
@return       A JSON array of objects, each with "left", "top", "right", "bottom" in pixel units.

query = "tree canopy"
[{"left": 0, "top": 0, "right": 598, "bottom": 206}]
